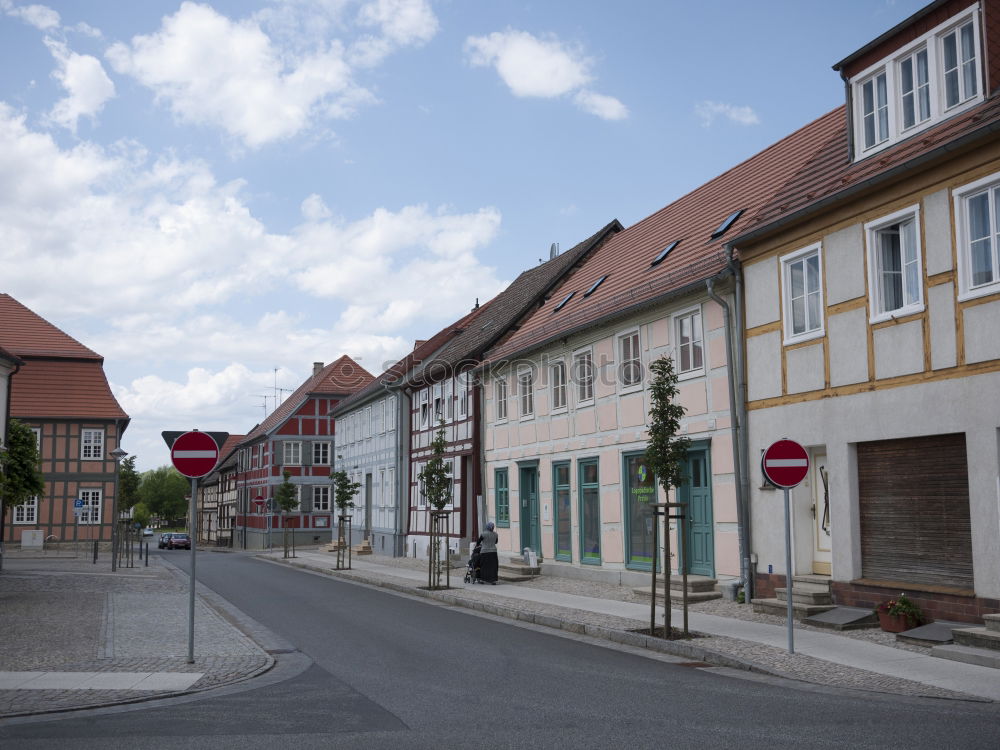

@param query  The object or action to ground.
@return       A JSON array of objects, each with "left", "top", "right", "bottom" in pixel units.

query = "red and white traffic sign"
[
  {"left": 761, "top": 439, "right": 809, "bottom": 489},
  {"left": 169, "top": 430, "right": 219, "bottom": 478}
]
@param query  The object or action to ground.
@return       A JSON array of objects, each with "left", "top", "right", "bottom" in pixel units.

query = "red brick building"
[
  {"left": 234, "top": 356, "right": 373, "bottom": 549},
  {"left": 0, "top": 294, "right": 129, "bottom": 549}
]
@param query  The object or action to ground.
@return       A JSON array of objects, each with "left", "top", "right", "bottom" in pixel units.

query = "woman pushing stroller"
[{"left": 476, "top": 521, "right": 499, "bottom": 585}]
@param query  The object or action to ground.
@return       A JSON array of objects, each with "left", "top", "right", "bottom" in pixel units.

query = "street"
[{"left": 2, "top": 550, "right": 998, "bottom": 749}]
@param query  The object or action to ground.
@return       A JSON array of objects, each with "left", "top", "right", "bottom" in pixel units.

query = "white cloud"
[
  {"left": 3, "top": 1, "right": 60, "bottom": 30},
  {"left": 573, "top": 89, "right": 628, "bottom": 121},
  {"left": 105, "top": 0, "right": 439, "bottom": 148},
  {"left": 106, "top": 2, "right": 371, "bottom": 148},
  {"left": 465, "top": 29, "right": 626, "bottom": 120},
  {"left": 44, "top": 38, "right": 116, "bottom": 131},
  {"left": 694, "top": 100, "right": 760, "bottom": 127}
]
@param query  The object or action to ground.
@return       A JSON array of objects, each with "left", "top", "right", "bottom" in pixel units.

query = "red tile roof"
[
  {"left": 737, "top": 95, "right": 1000, "bottom": 245},
  {"left": 0, "top": 294, "right": 101, "bottom": 359},
  {"left": 10, "top": 358, "right": 129, "bottom": 420},
  {"left": 0, "top": 346, "right": 24, "bottom": 366},
  {"left": 484, "top": 110, "right": 844, "bottom": 363},
  {"left": 244, "top": 355, "right": 373, "bottom": 441}
]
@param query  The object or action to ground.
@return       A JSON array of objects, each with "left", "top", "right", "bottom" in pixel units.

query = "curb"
[{"left": 262, "top": 555, "right": 790, "bottom": 682}]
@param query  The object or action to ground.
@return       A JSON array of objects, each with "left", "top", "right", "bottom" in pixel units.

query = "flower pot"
[{"left": 877, "top": 611, "right": 913, "bottom": 633}]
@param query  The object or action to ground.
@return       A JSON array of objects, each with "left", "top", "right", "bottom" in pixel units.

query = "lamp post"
[{"left": 109, "top": 446, "right": 128, "bottom": 573}]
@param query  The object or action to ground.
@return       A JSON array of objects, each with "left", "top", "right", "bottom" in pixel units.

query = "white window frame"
[
  {"left": 81, "top": 429, "right": 104, "bottom": 460},
  {"left": 518, "top": 367, "right": 534, "bottom": 419},
  {"left": 849, "top": 5, "right": 983, "bottom": 161},
  {"left": 13, "top": 496, "right": 38, "bottom": 524},
  {"left": 31, "top": 427, "right": 40, "bottom": 449},
  {"left": 283, "top": 441, "right": 302, "bottom": 466},
  {"left": 674, "top": 306, "right": 705, "bottom": 379},
  {"left": 293, "top": 485, "right": 302, "bottom": 510},
  {"left": 444, "top": 379, "right": 454, "bottom": 420},
  {"left": 954, "top": 170, "right": 1000, "bottom": 301},
  {"left": 618, "top": 329, "right": 642, "bottom": 390},
  {"left": 313, "top": 485, "right": 331, "bottom": 511},
  {"left": 573, "top": 348, "right": 595, "bottom": 405},
  {"left": 458, "top": 372, "right": 469, "bottom": 419},
  {"left": 550, "top": 359, "right": 568, "bottom": 412},
  {"left": 781, "top": 243, "right": 825, "bottom": 344},
  {"left": 865, "top": 204, "right": 924, "bottom": 323},
  {"left": 494, "top": 376, "right": 508, "bottom": 422},
  {"left": 419, "top": 389, "right": 429, "bottom": 429},
  {"left": 79, "top": 489, "right": 102, "bottom": 525},
  {"left": 313, "top": 441, "right": 330, "bottom": 466}
]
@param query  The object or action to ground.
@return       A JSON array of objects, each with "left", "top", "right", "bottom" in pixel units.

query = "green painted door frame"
[
  {"left": 518, "top": 463, "right": 541, "bottom": 555},
  {"left": 623, "top": 451, "right": 658, "bottom": 571},
  {"left": 678, "top": 441, "right": 714, "bottom": 577}
]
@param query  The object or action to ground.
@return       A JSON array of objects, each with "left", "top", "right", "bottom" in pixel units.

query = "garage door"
[{"left": 857, "top": 433, "right": 973, "bottom": 590}]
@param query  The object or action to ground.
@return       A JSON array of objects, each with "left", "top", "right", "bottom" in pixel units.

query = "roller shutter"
[{"left": 857, "top": 433, "right": 973, "bottom": 589}]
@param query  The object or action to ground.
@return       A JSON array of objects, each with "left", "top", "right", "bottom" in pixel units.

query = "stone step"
[
  {"left": 498, "top": 562, "right": 539, "bottom": 582},
  {"left": 792, "top": 574, "right": 833, "bottom": 587},
  {"left": 752, "top": 597, "right": 836, "bottom": 620},
  {"left": 669, "top": 575, "right": 718, "bottom": 593},
  {"left": 775, "top": 587, "right": 833, "bottom": 605},
  {"left": 985, "top": 613, "right": 1000, "bottom": 633},
  {"left": 952, "top": 626, "right": 1000, "bottom": 651},
  {"left": 634, "top": 586, "right": 722, "bottom": 605},
  {"left": 932, "top": 643, "right": 1000, "bottom": 670},
  {"left": 352, "top": 541, "right": 373, "bottom": 556}
]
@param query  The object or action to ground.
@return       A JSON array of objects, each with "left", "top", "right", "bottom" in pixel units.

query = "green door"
[
  {"left": 519, "top": 465, "right": 540, "bottom": 555},
  {"left": 680, "top": 447, "right": 713, "bottom": 577},
  {"left": 624, "top": 453, "right": 657, "bottom": 570}
]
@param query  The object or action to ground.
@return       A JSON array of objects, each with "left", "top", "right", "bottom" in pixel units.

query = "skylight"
[
  {"left": 553, "top": 291, "right": 575, "bottom": 312},
  {"left": 711, "top": 209, "right": 744, "bottom": 239},
  {"left": 583, "top": 275, "right": 608, "bottom": 297},
  {"left": 650, "top": 241, "right": 680, "bottom": 267}
]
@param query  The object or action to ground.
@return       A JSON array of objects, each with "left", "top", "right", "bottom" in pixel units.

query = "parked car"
[
  {"left": 142, "top": 527, "right": 154, "bottom": 537},
  {"left": 167, "top": 533, "right": 191, "bottom": 550},
  {"left": 158, "top": 533, "right": 173, "bottom": 549}
]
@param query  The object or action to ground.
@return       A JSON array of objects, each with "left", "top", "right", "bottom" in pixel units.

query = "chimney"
[
  {"left": 313, "top": 362, "right": 324, "bottom": 376},
  {"left": 414, "top": 340, "right": 427, "bottom": 352},
  {"left": 473, "top": 297, "right": 480, "bottom": 311},
  {"left": 549, "top": 242, "right": 560, "bottom": 259}
]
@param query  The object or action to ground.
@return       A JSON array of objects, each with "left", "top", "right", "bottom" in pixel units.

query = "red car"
[{"left": 167, "top": 533, "right": 191, "bottom": 550}]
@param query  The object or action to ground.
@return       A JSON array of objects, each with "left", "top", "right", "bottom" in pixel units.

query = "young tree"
[
  {"left": 132, "top": 502, "right": 152, "bottom": 531},
  {"left": 330, "top": 460, "right": 360, "bottom": 569},
  {"left": 118, "top": 456, "right": 141, "bottom": 513},
  {"left": 273, "top": 471, "right": 298, "bottom": 558},
  {"left": 1, "top": 418, "right": 45, "bottom": 517},
  {"left": 418, "top": 423, "right": 452, "bottom": 588},
  {"left": 644, "top": 356, "right": 690, "bottom": 636}
]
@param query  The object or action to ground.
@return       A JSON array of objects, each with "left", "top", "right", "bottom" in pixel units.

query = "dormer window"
[{"left": 848, "top": 7, "right": 982, "bottom": 161}]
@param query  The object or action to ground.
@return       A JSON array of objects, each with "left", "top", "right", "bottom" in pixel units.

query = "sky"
[{"left": 0, "top": 0, "right": 931, "bottom": 472}]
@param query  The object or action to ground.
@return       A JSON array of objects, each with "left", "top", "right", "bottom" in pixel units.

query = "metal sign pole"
[
  {"left": 783, "top": 486, "right": 794, "bottom": 654},
  {"left": 188, "top": 476, "right": 198, "bottom": 664}
]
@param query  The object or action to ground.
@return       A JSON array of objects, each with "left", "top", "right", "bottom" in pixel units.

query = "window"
[
  {"left": 387, "top": 468, "right": 395, "bottom": 505},
  {"left": 495, "top": 377, "right": 508, "bottom": 421},
  {"left": 283, "top": 441, "right": 301, "bottom": 465},
  {"left": 419, "top": 390, "right": 429, "bottom": 429},
  {"left": 578, "top": 459, "right": 600, "bottom": 563},
  {"left": 781, "top": 244, "right": 824, "bottom": 342},
  {"left": 13, "top": 497, "right": 38, "bottom": 524},
  {"left": 553, "top": 291, "right": 575, "bottom": 312},
  {"left": 866, "top": 206, "right": 923, "bottom": 321},
  {"left": 619, "top": 331, "right": 641, "bottom": 387},
  {"left": 849, "top": 9, "right": 982, "bottom": 159},
  {"left": 941, "top": 20, "right": 978, "bottom": 108},
  {"left": 899, "top": 47, "right": 930, "bottom": 130},
  {"left": 573, "top": 350, "right": 594, "bottom": 403},
  {"left": 445, "top": 380, "right": 453, "bottom": 420},
  {"left": 584, "top": 275, "right": 608, "bottom": 296},
  {"left": 675, "top": 309, "right": 704, "bottom": 375},
  {"left": 651, "top": 242, "right": 679, "bottom": 267},
  {"left": 458, "top": 373, "right": 469, "bottom": 418},
  {"left": 79, "top": 489, "right": 101, "bottom": 525},
  {"left": 550, "top": 361, "right": 567, "bottom": 410},
  {"left": 553, "top": 462, "right": 571, "bottom": 561},
  {"left": 313, "top": 486, "right": 330, "bottom": 511},
  {"left": 861, "top": 71, "right": 889, "bottom": 149},
  {"left": 955, "top": 172, "right": 1000, "bottom": 299},
  {"left": 364, "top": 407, "right": 372, "bottom": 437},
  {"left": 518, "top": 369, "right": 534, "bottom": 417},
  {"left": 377, "top": 401, "right": 385, "bottom": 433},
  {"left": 711, "top": 209, "right": 744, "bottom": 239},
  {"left": 81, "top": 429, "right": 103, "bottom": 460},
  {"left": 313, "top": 442, "right": 330, "bottom": 465},
  {"left": 293, "top": 485, "right": 302, "bottom": 510},
  {"left": 495, "top": 468, "right": 510, "bottom": 526}
]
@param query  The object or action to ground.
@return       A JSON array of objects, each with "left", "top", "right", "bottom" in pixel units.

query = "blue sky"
[{"left": 0, "top": 0, "right": 929, "bottom": 470}]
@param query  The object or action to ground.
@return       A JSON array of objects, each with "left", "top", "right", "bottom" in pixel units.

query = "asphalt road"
[{"left": 2, "top": 551, "right": 998, "bottom": 749}]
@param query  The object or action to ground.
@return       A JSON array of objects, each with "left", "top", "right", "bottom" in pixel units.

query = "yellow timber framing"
[{"left": 739, "top": 140, "right": 1000, "bottom": 410}]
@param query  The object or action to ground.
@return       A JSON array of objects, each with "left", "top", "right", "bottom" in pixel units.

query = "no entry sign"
[
  {"left": 761, "top": 439, "right": 809, "bottom": 489},
  {"left": 168, "top": 430, "right": 220, "bottom": 478}
]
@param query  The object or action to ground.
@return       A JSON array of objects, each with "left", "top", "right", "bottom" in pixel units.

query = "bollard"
[
  {"left": 92, "top": 540, "right": 98, "bottom": 564},
  {"left": 145, "top": 542, "right": 149, "bottom": 567}
]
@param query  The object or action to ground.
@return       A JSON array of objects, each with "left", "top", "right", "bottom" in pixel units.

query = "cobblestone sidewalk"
[{"left": 0, "top": 551, "right": 272, "bottom": 718}]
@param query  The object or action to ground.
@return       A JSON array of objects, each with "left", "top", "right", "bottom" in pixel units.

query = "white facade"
[{"left": 481, "top": 293, "right": 741, "bottom": 583}]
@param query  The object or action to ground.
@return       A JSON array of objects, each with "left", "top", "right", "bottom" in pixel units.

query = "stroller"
[{"left": 464, "top": 544, "right": 482, "bottom": 584}]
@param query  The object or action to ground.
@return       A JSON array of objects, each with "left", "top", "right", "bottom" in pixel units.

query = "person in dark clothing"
[{"left": 477, "top": 521, "right": 500, "bottom": 584}]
